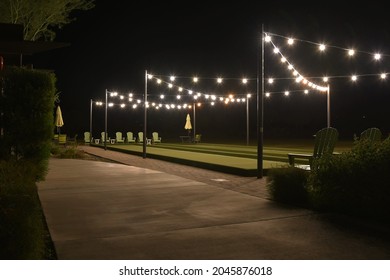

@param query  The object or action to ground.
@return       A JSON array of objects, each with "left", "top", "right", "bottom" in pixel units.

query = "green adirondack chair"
[
  {"left": 194, "top": 134, "right": 202, "bottom": 143},
  {"left": 288, "top": 127, "right": 339, "bottom": 170},
  {"left": 360, "top": 127, "right": 382, "bottom": 143},
  {"left": 58, "top": 134, "right": 67, "bottom": 145},
  {"left": 101, "top": 131, "right": 109, "bottom": 143},
  {"left": 138, "top": 132, "right": 144, "bottom": 143},
  {"left": 152, "top": 132, "right": 161, "bottom": 144},
  {"left": 126, "top": 132, "right": 136, "bottom": 143},
  {"left": 84, "top": 131, "right": 91, "bottom": 144},
  {"left": 115, "top": 132, "right": 125, "bottom": 143}
]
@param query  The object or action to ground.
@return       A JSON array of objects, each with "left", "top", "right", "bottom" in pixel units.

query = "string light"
[
  {"left": 265, "top": 31, "right": 390, "bottom": 60},
  {"left": 96, "top": 29, "right": 390, "bottom": 113},
  {"left": 263, "top": 32, "right": 390, "bottom": 95},
  {"left": 264, "top": 32, "right": 328, "bottom": 92},
  {"left": 127, "top": 32, "right": 390, "bottom": 110},
  {"left": 96, "top": 74, "right": 253, "bottom": 112}
]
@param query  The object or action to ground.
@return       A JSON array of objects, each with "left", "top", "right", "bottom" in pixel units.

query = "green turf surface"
[{"left": 91, "top": 141, "right": 352, "bottom": 176}]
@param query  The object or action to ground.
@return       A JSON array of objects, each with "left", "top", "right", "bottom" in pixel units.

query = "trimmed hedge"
[
  {"left": 266, "top": 165, "right": 309, "bottom": 207},
  {"left": 0, "top": 66, "right": 56, "bottom": 181},
  {"left": 266, "top": 137, "right": 390, "bottom": 221},
  {"left": 308, "top": 137, "right": 390, "bottom": 219},
  {"left": 0, "top": 66, "right": 57, "bottom": 259}
]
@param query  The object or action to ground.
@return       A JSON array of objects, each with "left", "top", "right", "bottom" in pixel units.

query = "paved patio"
[{"left": 37, "top": 147, "right": 390, "bottom": 259}]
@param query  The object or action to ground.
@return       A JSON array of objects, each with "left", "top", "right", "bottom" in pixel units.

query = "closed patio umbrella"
[
  {"left": 55, "top": 105, "right": 64, "bottom": 134},
  {"left": 184, "top": 113, "right": 192, "bottom": 136}
]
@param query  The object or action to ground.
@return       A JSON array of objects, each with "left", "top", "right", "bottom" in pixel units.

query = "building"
[{"left": 0, "top": 23, "right": 69, "bottom": 68}]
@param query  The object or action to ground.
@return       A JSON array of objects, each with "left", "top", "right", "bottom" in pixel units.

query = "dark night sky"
[{"left": 30, "top": 1, "right": 390, "bottom": 142}]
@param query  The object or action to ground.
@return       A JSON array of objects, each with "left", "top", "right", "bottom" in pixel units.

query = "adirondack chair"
[
  {"left": 360, "top": 127, "right": 382, "bottom": 143},
  {"left": 194, "top": 134, "right": 202, "bottom": 143},
  {"left": 58, "top": 134, "right": 67, "bottom": 145},
  {"left": 115, "top": 132, "right": 125, "bottom": 143},
  {"left": 126, "top": 132, "right": 136, "bottom": 143},
  {"left": 84, "top": 131, "right": 91, "bottom": 144},
  {"left": 101, "top": 132, "right": 110, "bottom": 143},
  {"left": 152, "top": 132, "right": 161, "bottom": 144},
  {"left": 288, "top": 127, "right": 339, "bottom": 170},
  {"left": 137, "top": 132, "right": 144, "bottom": 143}
]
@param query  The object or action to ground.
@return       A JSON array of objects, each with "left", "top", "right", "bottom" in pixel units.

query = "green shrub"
[
  {"left": 0, "top": 159, "right": 38, "bottom": 195},
  {"left": 0, "top": 159, "right": 51, "bottom": 259},
  {"left": 0, "top": 66, "right": 56, "bottom": 181},
  {"left": 51, "top": 144, "right": 86, "bottom": 159},
  {"left": 308, "top": 136, "right": 390, "bottom": 219},
  {"left": 50, "top": 143, "right": 61, "bottom": 155},
  {"left": 0, "top": 191, "right": 46, "bottom": 259},
  {"left": 0, "top": 67, "right": 57, "bottom": 259},
  {"left": 266, "top": 166, "right": 309, "bottom": 206}
]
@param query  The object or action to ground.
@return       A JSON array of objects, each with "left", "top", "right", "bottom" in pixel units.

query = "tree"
[{"left": 0, "top": 0, "right": 95, "bottom": 41}]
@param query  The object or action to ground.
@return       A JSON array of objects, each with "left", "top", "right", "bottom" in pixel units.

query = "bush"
[
  {"left": 51, "top": 143, "right": 86, "bottom": 159},
  {"left": 266, "top": 165, "right": 309, "bottom": 206},
  {"left": 0, "top": 67, "right": 57, "bottom": 259},
  {"left": 0, "top": 159, "right": 39, "bottom": 195},
  {"left": 308, "top": 137, "right": 390, "bottom": 219},
  {"left": 0, "top": 192, "right": 46, "bottom": 259},
  {"left": 0, "top": 159, "right": 51, "bottom": 259},
  {"left": 0, "top": 66, "right": 56, "bottom": 181},
  {"left": 266, "top": 137, "right": 390, "bottom": 221}
]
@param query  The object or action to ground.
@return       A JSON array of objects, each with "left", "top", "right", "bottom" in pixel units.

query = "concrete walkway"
[{"left": 37, "top": 147, "right": 390, "bottom": 259}]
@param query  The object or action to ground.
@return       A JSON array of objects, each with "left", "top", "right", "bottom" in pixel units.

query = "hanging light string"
[
  {"left": 93, "top": 32, "right": 390, "bottom": 107},
  {"left": 264, "top": 31, "right": 389, "bottom": 85},
  {"left": 93, "top": 97, "right": 249, "bottom": 110},
  {"left": 265, "top": 31, "right": 390, "bottom": 59},
  {"left": 147, "top": 33, "right": 389, "bottom": 100},
  {"left": 93, "top": 78, "right": 253, "bottom": 111},
  {"left": 146, "top": 73, "right": 252, "bottom": 99},
  {"left": 265, "top": 32, "right": 328, "bottom": 92}
]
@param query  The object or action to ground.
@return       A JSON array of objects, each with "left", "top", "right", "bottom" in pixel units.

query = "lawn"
[{"left": 90, "top": 139, "right": 353, "bottom": 176}]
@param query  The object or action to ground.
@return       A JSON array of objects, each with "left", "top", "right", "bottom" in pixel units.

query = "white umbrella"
[
  {"left": 55, "top": 105, "right": 64, "bottom": 134},
  {"left": 184, "top": 113, "right": 192, "bottom": 136}
]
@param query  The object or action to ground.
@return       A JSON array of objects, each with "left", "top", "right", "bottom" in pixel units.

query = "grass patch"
[{"left": 51, "top": 142, "right": 86, "bottom": 159}]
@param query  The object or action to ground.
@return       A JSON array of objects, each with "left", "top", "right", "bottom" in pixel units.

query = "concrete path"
[{"left": 37, "top": 149, "right": 390, "bottom": 260}]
